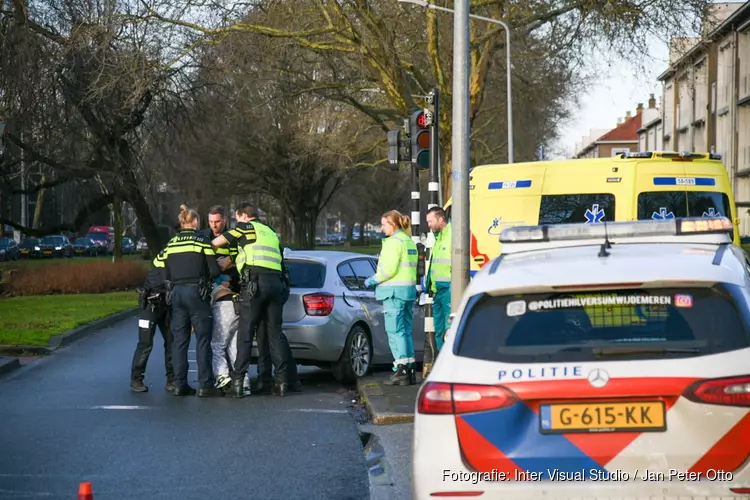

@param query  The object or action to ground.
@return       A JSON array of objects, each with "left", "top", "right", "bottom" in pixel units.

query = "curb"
[
  {"left": 0, "top": 308, "right": 139, "bottom": 375},
  {"left": 47, "top": 307, "right": 139, "bottom": 348},
  {"left": 356, "top": 378, "right": 415, "bottom": 425},
  {"left": 0, "top": 357, "right": 21, "bottom": 377}
]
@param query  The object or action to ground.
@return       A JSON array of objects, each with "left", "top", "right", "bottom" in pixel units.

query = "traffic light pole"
[{"left": 421, "top": 88, "right": 441, "bottom": 379}]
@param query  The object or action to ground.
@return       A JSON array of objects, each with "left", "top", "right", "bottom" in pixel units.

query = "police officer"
[
  {"left": 254, "top": 264, "right": 301, "bottom": 395},
  {"left": 130, "top": 259, "right": 175, "bottom": 393},
  {"left": 424, "top": 207, "right": 452, "bottom": 353},
  {"left": 364, "top": 210, "right": 418, "bottom": 386},
  {"left": 211, "top": 202, "right": 300, "bottom": 398},
  {"left": 154, "top": 204, "right": 222, "bottom": 397}
]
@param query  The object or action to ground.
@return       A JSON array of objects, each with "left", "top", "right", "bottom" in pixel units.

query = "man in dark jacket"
[{"left": 130, "top": 261, "right": 175, "bottom": 392}]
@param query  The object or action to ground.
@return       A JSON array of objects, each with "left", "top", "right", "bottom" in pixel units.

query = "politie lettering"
[{"left": 498, "top": 365, "right": 583, "bottom": 381}]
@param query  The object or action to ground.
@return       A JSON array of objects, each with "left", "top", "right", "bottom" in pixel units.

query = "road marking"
[
  {"left": 288, "top": 409, "right": 349, "bottom": 414},
  {"left": 90, "top": 405, "right": 151, "bottom": 410}
]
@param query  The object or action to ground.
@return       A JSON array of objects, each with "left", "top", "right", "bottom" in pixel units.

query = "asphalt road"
[{"left": 0, "top": 316, "right": 370, "bottom": 500}]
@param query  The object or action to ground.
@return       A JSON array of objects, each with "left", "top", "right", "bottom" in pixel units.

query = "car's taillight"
[
  {"left": 303, "top": 293, "right": 334, "bottom": 316},
  {"left": 417, "top": 382, "right": 517, "bottom": 414},
  {"left": 683, "top": 375, "right": 750, "bottom": 406}
]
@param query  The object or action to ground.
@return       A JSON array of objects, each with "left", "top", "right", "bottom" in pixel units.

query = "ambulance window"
[
  {"left": 538, "top": 194, "right": 615, "bottom": 225},
  {"left": 454, "top": 285, "right": 750, "bottom": 363},
  {"left": 637, "top": 192, "right": 733, "bottom": 239},
  {"left": 637, "top": 192, "right": 731, "bottom": 220}
]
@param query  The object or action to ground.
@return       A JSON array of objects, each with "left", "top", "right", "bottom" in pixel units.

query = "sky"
[{"left": 550, "top": 39, "right": 672, "bottom": 159}]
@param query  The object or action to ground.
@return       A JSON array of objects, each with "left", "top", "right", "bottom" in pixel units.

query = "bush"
[{"left": 6, "top": 260, "right": 148, "bottom": 296}]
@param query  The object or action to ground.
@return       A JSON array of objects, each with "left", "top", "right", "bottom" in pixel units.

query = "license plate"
[
  {"left": 539, "top": 401, "right": 666, "bottom": 434},
  {"left": 21, "top": 250, "right": 28, "bottom": 253},
  {"left": 44, "top": 251, "right": 52, "bottom": 254}
]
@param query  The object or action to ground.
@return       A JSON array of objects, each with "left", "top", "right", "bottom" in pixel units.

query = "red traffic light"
[{"left": 416, "top": 112, "right": 429, "bottom": 129}]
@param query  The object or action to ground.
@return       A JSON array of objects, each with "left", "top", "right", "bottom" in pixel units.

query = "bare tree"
[{"left": 128, "top": 0, "right": 711, "bottom": 200}]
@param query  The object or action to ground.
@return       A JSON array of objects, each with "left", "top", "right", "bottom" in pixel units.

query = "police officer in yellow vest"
[
  {"left": 424, "top": 207, "right": 452, "bottom": 352},
  {"left": 364, "top": 210, "right": 419, "bottom": 386},
  {"left": 211, "top": 202, "right": 300, "bottom": 398}
]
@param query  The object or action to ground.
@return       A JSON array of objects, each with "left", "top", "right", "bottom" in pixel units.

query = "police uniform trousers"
[
  {"left": 232, "top": 271, "right": 290, "bottom": 384},
  {"left": 131, "top": 296, "right": 174, "bottom": 383},
  {"left": 256, "top": 284, "right": 298, "bottom": 387},
  {"left": 171, "top": 284, "right": 214, "bottom": 389}
]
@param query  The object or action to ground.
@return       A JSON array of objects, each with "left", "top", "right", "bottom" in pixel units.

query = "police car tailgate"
[{"left": 441, "top": 285, "right": 750, "bottom": 480}]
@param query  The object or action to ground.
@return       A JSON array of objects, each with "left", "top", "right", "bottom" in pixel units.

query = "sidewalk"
[{"left": 356, "top": 371, "right": 422, "bottom": 425}]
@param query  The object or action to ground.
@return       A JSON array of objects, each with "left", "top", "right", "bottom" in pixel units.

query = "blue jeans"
[
  {"left": 171, "top": 285, "right": 214, "bottom": 389},
  {"left": 382, "top": 297, "right": 415, "bottom": 370}
]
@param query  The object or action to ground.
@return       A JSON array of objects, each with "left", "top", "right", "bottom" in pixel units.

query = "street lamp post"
[{"left": 398, "top": 0, "right": 514, "bottom": 164}]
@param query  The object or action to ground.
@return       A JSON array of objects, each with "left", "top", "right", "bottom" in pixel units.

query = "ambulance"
[{"left": 443, "top": 151, "right": 741, "bottom": 276}]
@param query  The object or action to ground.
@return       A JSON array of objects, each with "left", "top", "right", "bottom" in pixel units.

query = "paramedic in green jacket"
[
  {"left": 364, "top": 210, "right": 419, "bottom": 386},
  {"left": 424, "top": 207, "right": 452, "bottom": 352}
]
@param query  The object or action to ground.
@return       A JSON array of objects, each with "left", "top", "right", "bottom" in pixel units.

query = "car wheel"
[{"left": 332, "top": 325, "right": 372, "bottom": 385}]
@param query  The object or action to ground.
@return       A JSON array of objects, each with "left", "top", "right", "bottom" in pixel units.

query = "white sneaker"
[{"left": 215, "top": 375, "right": 231, "bottom": 389}]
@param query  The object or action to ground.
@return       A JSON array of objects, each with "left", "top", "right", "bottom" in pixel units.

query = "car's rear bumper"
[
  {"left": 412, "top": 413, "right": 750, "bottom": 500},
  {"left": 249, "top": 316, "right": 351, "bottom": 363}
]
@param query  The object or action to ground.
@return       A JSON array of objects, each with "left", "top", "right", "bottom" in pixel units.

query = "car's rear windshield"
[
  {"left": 455, "top": 285, "right": 750, "bottom": 362},
  {"left": 286, "top": 260, "right": 325, "bottom": 289}
]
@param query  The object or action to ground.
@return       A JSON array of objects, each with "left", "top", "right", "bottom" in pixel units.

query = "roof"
[
  {"left": 464, "top": 243, "right": 745, "bottom": 297},
  {"left": 283, "top": 249, "right": 378, "bottom": 264},
  {"left": 597, "top": 112, "right": 643, "bottom": 142},
  {"left": 575, "top": 113, "right": 642, "bottom": 157}
]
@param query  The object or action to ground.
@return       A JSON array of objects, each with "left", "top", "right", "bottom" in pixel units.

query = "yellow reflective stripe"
[{"left": 164, "top": 245, "right": 207, "bottom": 255}]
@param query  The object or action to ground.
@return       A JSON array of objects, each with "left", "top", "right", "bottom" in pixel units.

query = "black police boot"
[
  {"left": 407, "top": 363, "right": 417, "bottom": 385},
  {"left": 273, "top": 382, "right": 289, "bottom": 397},
  {"left": 173, "top": 385, "right": 197, "bottom": 396},
  {"left": 289, "top": 380, "right": 303, "bottom": 392},
  {"left": 130, "top": 379, "right": 148, "bottom": 393},
  {"left": 383, "top": 364, "right": 411, "bottom": 386},
  {"left": 198, "top": 386, "right": 224, "bottom": 397},
  {"left": 227, "top": 378, "right": 246, "bottom": 398}
]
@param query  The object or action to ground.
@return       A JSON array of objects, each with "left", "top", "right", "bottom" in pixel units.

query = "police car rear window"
[
  {"left": 285, "top": 260, "right": 325, "bottom": 288},
  {"left": 455, "top": 285, "right": 750, "bottom": 362}
]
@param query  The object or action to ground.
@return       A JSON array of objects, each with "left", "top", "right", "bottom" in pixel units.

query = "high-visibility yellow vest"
[
  {"left": 236, "top": 221, "right": 282, "bottom": 273},
  {"left": 426, "top": 222, "right": 451, "bottom": 292},
  {"left": 374, "top": 231, "right": 418, "bottom": 287}
]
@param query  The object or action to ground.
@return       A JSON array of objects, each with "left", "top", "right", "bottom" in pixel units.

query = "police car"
[{"left": 412, "top": 217, "right": 750, "bottom": 499}]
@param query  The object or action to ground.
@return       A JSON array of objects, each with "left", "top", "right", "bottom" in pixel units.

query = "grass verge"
[{"left": 0, "top": 291, "right": 137, "bottom": 346}]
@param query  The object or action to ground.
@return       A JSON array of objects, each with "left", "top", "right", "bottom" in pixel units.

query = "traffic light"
[{"left": 410, "top": 109, "right": 431, "bottom": 170}]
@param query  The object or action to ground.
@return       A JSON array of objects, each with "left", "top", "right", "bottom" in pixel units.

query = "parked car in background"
[
  {"left": 0, "top": 238, "right": 20, "bottom": 261},
  {"left": 107, "top": 237, "right": 136, "bottom": 255},
  {"left": 72, "top": 237, "right": 99, "bottom": 257},
  {"left": 136, "top": 238, "right": 148, "bottom": 253},
  {"left": 17, "top": 238, "right": 40, "bottom": 259},
  {"left": 87, "top": 225, "right": 113, "bottom": 255},
  {"left": 249, "top": 250, "right": 425, "bottom": 384},
  {"left": 39, "top": 235, "right": 73, "bottom": 258}
]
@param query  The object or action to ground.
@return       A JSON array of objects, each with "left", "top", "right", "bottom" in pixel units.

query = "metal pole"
[
  {"left": 504, "top": 28, "right": 513, "bottom": 164},
  {"left": 428, "top": 88, "right": 440, "bottom": 209},
  {"left": 411, "top": 164, "right": 421, "bottom": 244},
  {"left": 451, "top": 0, "right": 471, "bottom": 311}
]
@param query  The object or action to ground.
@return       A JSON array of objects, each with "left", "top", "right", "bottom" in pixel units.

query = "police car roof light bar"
[{"left": 499, "top": 217, "right": 732, "bottom": 244}]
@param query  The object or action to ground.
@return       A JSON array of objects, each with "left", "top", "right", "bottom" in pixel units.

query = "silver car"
[{"left": 250, "top": 250, "right": 425, "bottom": 384}]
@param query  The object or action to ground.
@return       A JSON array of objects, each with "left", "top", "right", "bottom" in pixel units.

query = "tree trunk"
[
  {"left": 32, "top": 174, "right": 46, "bottom": 230},
  {"left": 112, "top": 188, "right": 123, "bottom": 263},
  {"left": 359, "top": 219, "right": 367, "bottom": 245}
]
